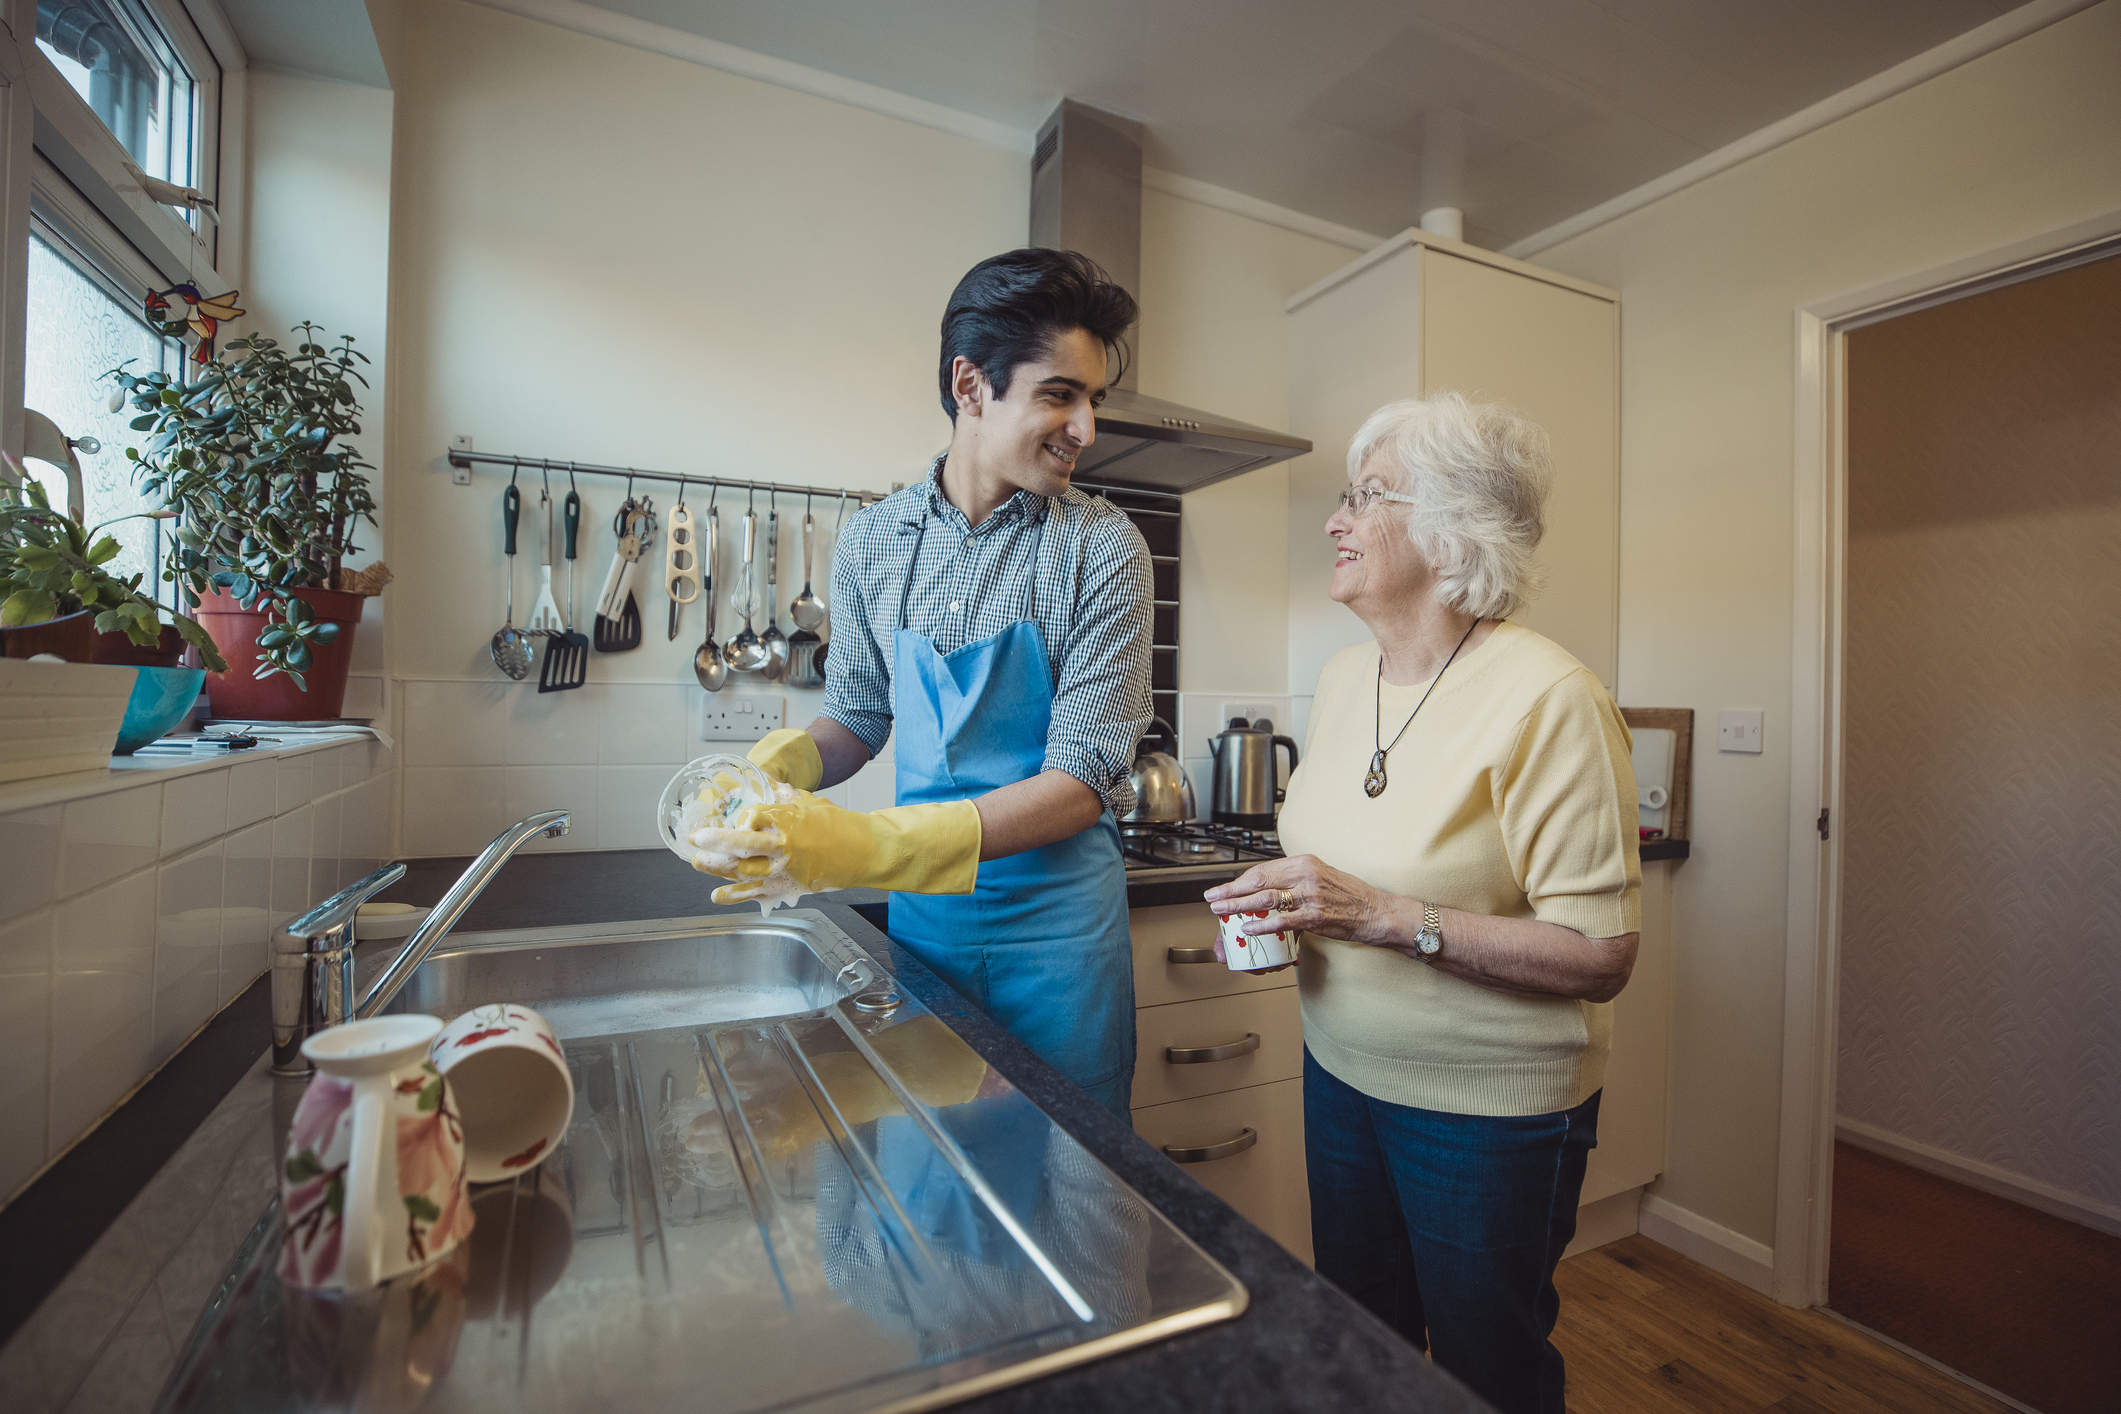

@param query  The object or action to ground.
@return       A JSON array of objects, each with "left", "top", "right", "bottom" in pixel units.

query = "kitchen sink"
[{"left": 161, "top": 911, "right": 1246, "bottom": 1414}]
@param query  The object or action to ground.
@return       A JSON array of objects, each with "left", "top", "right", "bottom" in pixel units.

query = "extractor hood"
[{"left": 1030, "top": 100, "right": 1312, "bottom": 494}]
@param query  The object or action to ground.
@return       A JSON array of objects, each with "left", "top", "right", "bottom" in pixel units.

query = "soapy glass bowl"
[{"left": 656, "top": 754, "right": 778, "bottom": 862}]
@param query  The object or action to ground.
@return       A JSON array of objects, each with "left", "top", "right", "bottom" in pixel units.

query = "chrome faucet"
[{"left": 271, "top": 810, "right": 570, "bottom": 1074}]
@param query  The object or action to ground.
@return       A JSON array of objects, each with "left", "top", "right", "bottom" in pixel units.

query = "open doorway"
[{"left": 1830, "top": 250, "right": 2121, "bottom": 1414}]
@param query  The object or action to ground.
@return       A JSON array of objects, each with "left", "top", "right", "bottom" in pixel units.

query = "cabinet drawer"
[
  {"left": 1131, "top": 902, "right": 1296, "bottom": 1009},
  {"left": 1132, "top": 1079, "right": 1311, "bottom": 1264},
  {"left": 1131, "top": 988, "right": 1302, "bottom": 1109}
]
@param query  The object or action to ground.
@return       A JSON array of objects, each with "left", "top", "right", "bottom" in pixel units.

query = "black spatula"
[{"left": 541, "top": 489, "right": 590, "bottom": 691}]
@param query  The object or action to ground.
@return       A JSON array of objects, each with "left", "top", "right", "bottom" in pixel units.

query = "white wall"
[
  {"left": 241, "top": 67, "right": 394, "bottom": 681},
  {"left": 1136, "top": 185, "right": 1360, "bottom": 781},
  {"left": 1531, "top": 0, "right": 2121, "bottom": 1249}
]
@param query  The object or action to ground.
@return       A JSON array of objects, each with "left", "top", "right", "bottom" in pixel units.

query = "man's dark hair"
[{"left": 938, "top": 249, "right": 1138, "bottom": 420}]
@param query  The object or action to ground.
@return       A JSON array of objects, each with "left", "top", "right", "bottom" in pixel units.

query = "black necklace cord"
[{"left": 1365, "top": 617, "right": 1482, "bottom": 798}]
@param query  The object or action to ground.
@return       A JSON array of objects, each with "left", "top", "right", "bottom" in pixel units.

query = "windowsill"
[{"left": 0, "top": 730, "right": 375, "bottom": 814}]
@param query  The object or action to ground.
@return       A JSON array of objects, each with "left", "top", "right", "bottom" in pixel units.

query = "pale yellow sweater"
[{"left": 1277, "top": 622, "right": 1641, "bottom": 1116}]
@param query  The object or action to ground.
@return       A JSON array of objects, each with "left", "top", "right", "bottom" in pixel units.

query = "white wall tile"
[
  {"left": 220, "top": 822, "right": 273, "bottom": 1005},
  {"left": 51, "top": 869, "right": 156, "bottom": 1148},
  {"left": 0, "top": 804, "right": 61, "bottom": 922},
  {"left": 335, "top": 741, "right": 367, "bottom": 788},
  {"left": 0, "top": 908, "right": 53, "bottom": 1198},
  {"left": 340, "top": 777, "right": 391, "bottom": 881},
  {"left": 307, "top": 745, "right": 340, "bottom": 795},
  {"left": 310, "top": 792, "right": 344, "bottom": 900},
  {"left": 505, "top": 765, "right": 600, "bottom": 851},
  {"left": 402, "top": 680, "right": 510, "bottom": 767},
  {"left": 844, "top": 754, "right": 898, "bottom": 813},
  {"left": 0, "top": 905, "right": 51, "bottom": 975},
  {"left": 401, "top": 767, "right": 506, "bottom": 857},
  {"left": 273, "top": 752, "right": 314, "bottom": 816},
  {"left": 597, "top": 684, "right": 691, "bottom": 764},
  {"left": 59, "top": 784, "right": 161, "bottom": 901},
  {"left": 225, "top": 756, "right": 277, "bottom": 831},
  {"left": 159, "top": 771, "right": 227, "bottom": 858},
  {"left": 596, "top": 764, "right": 681, "bottom": 850},
  {"left": 505, "top": 683, "right": 602, "bottom": 765},
  {"left": 270, "top": 804, "right": 314, "bottom": 931},
  {"left": 0, "top": 950, "right": 50, "bottom": 1197},
  {"left": 152, "top": 843, "right": 224, "bottom": 1067}
]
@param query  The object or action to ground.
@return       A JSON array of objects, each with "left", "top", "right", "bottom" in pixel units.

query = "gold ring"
[{"left": 1277, "top": 888, "right": 1297, "bottom": 913}]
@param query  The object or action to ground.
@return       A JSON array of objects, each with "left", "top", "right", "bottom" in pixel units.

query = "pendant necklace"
[{"left": 1366, "top": 618, "right": 1482, "bottom": 798}]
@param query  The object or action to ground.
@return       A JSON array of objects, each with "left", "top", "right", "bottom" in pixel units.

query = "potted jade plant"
[{"left": 111, "top": 324, "right": 382, "bottom": 720}]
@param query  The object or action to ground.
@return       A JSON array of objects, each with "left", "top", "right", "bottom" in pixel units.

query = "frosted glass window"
[
  {"left": 35, "top": 0, "right": 196, "bottom": 192},
  {"left": 23, "top": 232, "right": 183, "bottom": 601}
]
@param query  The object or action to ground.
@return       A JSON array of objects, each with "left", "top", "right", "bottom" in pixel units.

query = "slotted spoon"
[{"left": 490, "top": 481, "right": 533, "bottom": 680}]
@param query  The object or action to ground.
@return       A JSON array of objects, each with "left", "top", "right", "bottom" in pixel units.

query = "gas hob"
[{"left": 1119, "top": 821, "right": 1284, "bottom": 879}]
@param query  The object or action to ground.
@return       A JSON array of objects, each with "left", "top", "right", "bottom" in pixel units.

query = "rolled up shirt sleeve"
[
  {"left": 1043, "top": 512, "right": 1154, "bottom": 815},
  {"left": 817, "top": 509, "right": 895, "bottom": 758}
]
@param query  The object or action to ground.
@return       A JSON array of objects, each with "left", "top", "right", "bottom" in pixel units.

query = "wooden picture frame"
[{"left": 1621, "top": 707, "right": 1693, "bottom": 843}]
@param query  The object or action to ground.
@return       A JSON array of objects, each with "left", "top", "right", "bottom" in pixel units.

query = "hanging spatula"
[{"left": 541, "top": 488, "right": 589, "bottom": 691}]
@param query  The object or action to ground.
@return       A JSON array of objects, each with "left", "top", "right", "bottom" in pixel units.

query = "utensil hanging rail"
[{"left": 444, "top": 447, "right": 887, "bottom": 506}]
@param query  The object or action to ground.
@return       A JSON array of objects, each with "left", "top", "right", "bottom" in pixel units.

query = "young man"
[{"left": 697, "top": 249, "right": 1154, "bottom": 1117}]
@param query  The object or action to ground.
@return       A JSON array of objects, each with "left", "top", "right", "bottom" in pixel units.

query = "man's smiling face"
[{"left": 968, "top": 326, "right": 1108, "bottom": 499}]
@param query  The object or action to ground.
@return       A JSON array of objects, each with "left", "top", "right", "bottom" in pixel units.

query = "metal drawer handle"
[
  {"left": 1163, "top": 1128, "right": 1258, "bottom": 1164},
  {"left": 1166, "top": 946, "right": 1218, "bottom": 964},
  {"left": 1165, "top": 1032, "right": 1260, "bottom": 1064}
]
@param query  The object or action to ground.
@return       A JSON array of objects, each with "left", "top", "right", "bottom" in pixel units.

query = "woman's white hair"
[{"left": 1346, "top": 390, "right": 1552, "bottom": 620}]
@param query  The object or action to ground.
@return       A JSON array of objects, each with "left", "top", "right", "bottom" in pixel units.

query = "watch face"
[{"left": 1417, "top": 929, "right": 1441, "bottom": 956}]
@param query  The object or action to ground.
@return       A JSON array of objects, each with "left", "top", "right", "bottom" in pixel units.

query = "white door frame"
[{"left": 1774, "top": 206, "right": 2121, "bottom": 1307}]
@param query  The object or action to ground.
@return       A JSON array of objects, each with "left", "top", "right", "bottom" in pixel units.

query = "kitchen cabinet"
[
  {"left": 1285, "top": 230, "right": 1621, "bottom": 694},
  {"left": 1129, "top": 901, "right": 1311, "bottom": 1262},
  {"left": 1134, "top": 1078, "right": 1312, "bottom": 1267}
]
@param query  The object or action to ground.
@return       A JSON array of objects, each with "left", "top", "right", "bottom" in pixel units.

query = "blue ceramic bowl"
[{"left": 115, "top": 666, "right": 206, "bottom": 755}]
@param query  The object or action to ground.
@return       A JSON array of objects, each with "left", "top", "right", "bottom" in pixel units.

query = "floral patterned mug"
[
  {"left": 428, "top": 1003, "right": 575, "bottom": 1183},
  {"left": 281, "top": 1014, "right": 473, "bottom": 1293}
]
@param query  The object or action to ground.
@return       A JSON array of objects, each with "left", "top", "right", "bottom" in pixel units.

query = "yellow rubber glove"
[
  {"left": 700, "top": 796, "right": 981, "bottom": 903},
  {"left": 747, "top": 728, "right": 823, "bottom": 792}
]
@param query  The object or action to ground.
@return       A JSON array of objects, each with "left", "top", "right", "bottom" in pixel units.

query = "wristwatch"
[{"left": 1413, "top": 903, "right": 1444, "bottom": 959}]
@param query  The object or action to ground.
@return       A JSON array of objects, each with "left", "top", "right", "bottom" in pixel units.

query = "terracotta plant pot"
[
  {"left": 0, "top": 609, "right": 96, "bottom": 662},
  {"left": 92, "top": 622, "right": 187, "bottom": 668},
  {"left": 194, "top": 585, "right": 364, "bottom": 721}
]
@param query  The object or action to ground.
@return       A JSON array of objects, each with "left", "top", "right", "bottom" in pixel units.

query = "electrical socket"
[
  {"left": 701, "top": 693, "right": 786, "bottom": 743},
  {"left": 1717, "top": 710, "right": 1764, "bottom": 754},
  {"left": 1219, "top": 701, "right": 1276, "bottom": 731},
  {"left": 449, "top": 434, "right": 473, "bottom": 485}
]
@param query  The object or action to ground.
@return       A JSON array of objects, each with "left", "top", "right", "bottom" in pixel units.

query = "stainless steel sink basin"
[{"left": 162, "top": 911, "right": 1245, "bottom": 1414}]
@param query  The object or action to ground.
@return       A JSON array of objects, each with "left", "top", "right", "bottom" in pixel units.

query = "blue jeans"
[{"left": 1304, "top": 1049, "right": 1600, "bottom": 1414}]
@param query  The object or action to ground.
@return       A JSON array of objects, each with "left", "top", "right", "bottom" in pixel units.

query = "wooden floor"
[{"left": 1553, "top": 1236, "right": 2015, "bottom": 1414}]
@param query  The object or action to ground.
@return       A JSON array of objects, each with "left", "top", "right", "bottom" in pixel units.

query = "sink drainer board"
[{"left": 158, "top": 912, "right": 1247, "bottom": 1413}]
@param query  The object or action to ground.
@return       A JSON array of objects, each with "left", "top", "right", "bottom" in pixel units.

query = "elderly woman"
[{"left": 1205, "top": 391, "right": 1640, "bottom": 1414}]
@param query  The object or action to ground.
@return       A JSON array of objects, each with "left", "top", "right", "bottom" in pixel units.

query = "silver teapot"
[
  {"left": 1124, "top": 718, "right": 1194, "bottom": 824},
  {"left": 1208, "top": 718, "right": 1299, "bottom": 829}
]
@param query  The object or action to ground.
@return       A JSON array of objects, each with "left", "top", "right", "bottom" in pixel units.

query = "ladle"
[
  {"left": 727, "top": 495, "right": 770, "bottom": 672},
  {"left": 694, "top": 500, "right": 727, "bottom": 690}
]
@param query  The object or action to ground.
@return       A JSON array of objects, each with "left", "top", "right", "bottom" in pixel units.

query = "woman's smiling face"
[{"left": 1326, "top": 456, "right": 1429, "bottom": 612}]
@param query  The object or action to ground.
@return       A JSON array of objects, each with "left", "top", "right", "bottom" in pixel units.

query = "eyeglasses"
[{"left": 1337, "top": 484, "right": 1417, "bottom": 517}]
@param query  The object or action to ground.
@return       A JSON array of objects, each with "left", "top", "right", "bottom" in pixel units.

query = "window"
[
  {"left": 23, "top": 229, "right": 185, "bottom": 603},
  {"left": 34, "top": 0, "right": 198, "bottom": 197}
]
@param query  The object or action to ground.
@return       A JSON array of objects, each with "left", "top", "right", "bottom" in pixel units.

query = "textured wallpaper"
[{"left": 1839, "top": 253, "right": 2121, "bottom": 1216}]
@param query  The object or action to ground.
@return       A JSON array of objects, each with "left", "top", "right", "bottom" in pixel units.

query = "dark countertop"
[{"left": 4, "top": 848, "right": 1486, "bottom": 1414}]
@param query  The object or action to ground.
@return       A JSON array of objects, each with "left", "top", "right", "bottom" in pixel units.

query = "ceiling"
[
  {"left": 576, "top": 0, "right": 2036, "bottom": 249},
  {"left": 219, "top": 0, "right": 389, "bottom": 88}
]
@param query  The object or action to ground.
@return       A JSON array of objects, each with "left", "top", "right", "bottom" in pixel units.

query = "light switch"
[{"left": 1718, "top": 710, "right": 1764, "bottom": 754}]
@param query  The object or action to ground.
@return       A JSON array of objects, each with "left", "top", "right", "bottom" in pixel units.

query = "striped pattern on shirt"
[{"left": 818, "top": 463, "right": 1154, "bottom": 815}]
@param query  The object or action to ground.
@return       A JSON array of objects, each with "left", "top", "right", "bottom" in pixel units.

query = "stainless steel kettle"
[
  {"left": 1125, "top": 718, "right": 1194, "bottom": 824},
  {"left": 1208, "top": 718, "right": 1299, "bottom": 830}
]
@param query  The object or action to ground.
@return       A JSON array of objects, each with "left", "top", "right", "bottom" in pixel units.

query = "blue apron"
[{"left": 886, "top": 502, "right": 1136, "bottom": 1117}]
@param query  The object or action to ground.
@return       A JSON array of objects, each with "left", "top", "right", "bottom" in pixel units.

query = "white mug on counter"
[{"left": 1218, "top": 909, "right": 1298, "bottom": 973}]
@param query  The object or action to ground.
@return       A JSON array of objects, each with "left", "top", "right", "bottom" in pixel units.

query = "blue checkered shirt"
[{"left": 819, "top": 461, "right": 1154, "bottom": 815}]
